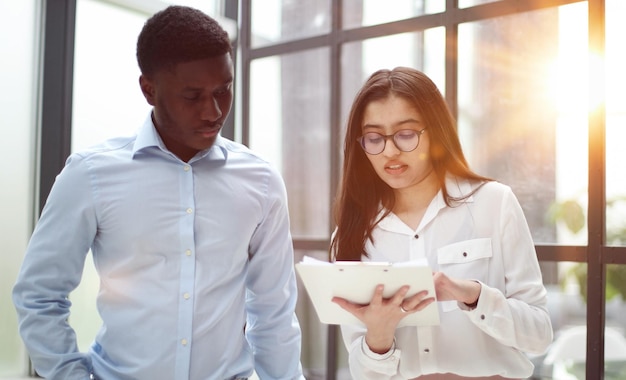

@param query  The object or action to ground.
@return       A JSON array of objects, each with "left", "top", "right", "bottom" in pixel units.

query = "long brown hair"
[{"left": 329, "top": 67, "right": 491, "bottom": 262}]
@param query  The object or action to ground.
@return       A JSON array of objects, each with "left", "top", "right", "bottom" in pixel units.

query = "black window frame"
[{"left": 38, "top": 0, "right": 624, "bottom": 379}]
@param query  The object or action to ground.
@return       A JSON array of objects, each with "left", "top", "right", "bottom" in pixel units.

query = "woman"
[{"left": 330, "top": 67, "right": 552, "bottom": 379}]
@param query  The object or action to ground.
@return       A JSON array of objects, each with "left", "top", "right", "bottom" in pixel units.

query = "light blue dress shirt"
[{"left": 13, "top": 115, "right": 305, "bottom": 380}]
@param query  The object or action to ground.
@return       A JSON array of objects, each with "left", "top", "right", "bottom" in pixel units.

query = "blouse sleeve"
[
  {"left": 340, "top": 324, "right": 403, "bottom": 379},
  {"left": 461, "top": 186, "right": 553, "bottom": 354}
]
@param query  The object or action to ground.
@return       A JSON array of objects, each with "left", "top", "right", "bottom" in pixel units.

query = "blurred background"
[{"left": 1, "top": 0, "right": 625, "bottom": 379}]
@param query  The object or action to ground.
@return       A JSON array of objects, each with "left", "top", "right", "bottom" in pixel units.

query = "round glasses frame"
[{"left": 357, "top": 128, "right": 427, "bottom": 155}]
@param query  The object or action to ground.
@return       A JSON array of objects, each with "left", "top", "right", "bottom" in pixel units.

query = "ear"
[{"left": 139, "top": 75, "right": 155, "bottom": 106}]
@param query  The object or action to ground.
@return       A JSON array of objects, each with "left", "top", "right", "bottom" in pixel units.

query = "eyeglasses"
[{"left": 357, "top": 128, "right": 427, "bottom": 155}]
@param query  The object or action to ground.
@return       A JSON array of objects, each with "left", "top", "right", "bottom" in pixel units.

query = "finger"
[
  {"left": 404, "top": 290, "right": 430, "bottom": 305},
  {"left": 332, "top": 297, "right": 362, "bottom": 314},
  {"left": 401, "top": 290, "right": 432, "bottom": 311},
  {"left": 415, "top": 297, "right": 436, "bottom": 310},
  {"left": 391, "top": 285, "right": 410, "bottom": 305},
  {"left": 401, "top": 297, "right": 436, "bottom": 313},
  {"left": 369, "top": 284, "right": 385, "bottom": 306}
]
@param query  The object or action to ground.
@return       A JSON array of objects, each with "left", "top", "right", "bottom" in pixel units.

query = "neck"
[{"left": 392, "top": 168, "right": 440, "bottom": 218}]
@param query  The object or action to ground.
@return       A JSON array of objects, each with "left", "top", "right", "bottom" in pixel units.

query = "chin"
[
  {"left": 196, "top": 136, "right": 217, "bottom": 148},
  {"left": 382, "top": 179, "right": 408, "bottom": 190}
]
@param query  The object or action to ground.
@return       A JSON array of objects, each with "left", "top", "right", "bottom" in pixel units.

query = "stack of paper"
[{"left": 295, "top": 256, "right": 440, "bottom": 327}]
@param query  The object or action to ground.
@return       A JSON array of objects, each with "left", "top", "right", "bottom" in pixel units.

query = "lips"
[
  {"left": 384, "top": 162, "right": 408, "bottom": 174},
  {"left": 195, "top": 126, "right": 221, "bottom": 138}
]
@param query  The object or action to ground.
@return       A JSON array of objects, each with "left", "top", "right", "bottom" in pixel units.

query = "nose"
[
  {"left": 201, "top": 96, "right": 222, "bottom": 122},
  {"left": 381, "top": 137, "right": 401, "bottom": 157}
]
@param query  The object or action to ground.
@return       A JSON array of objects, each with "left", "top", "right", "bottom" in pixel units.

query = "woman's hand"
[
  {"left": 332, "top": 285, "right": 435, "bottom": 354},
  {"left": 432, "top": 271, "right": 481, "bottom": 306}
]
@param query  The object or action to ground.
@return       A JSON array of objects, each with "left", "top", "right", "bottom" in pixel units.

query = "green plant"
[{"left": 548, "top": 197, "right": 626, "bottom": 302}]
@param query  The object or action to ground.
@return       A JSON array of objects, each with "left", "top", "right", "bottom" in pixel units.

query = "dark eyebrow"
[
  {"left": 181, "top": 86, "right": 203, "bottom": 94},
  {"left": 182, "top": 78, "right": 234, "bottom": 92},
  {"left": 218, "top": 77, "right": 234, "bottom": 90},
  {"left": 362, "top": 118, "right": 421, "bottom": 130}
]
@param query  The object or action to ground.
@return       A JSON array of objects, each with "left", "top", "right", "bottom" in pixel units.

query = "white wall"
[{"left": 0, "top": 0, "right": 38, "bottom": 376}]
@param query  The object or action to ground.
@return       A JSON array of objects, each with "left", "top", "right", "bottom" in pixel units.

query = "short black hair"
[{"left": 136, "top": 5, "right": 232, "bottom": 77}]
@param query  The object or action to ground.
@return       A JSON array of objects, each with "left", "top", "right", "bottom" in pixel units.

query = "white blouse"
[{"left": 340, "top": 177, "right": 553, "bottom": 379}]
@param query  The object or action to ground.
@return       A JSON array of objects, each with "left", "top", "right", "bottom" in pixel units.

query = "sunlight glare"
[{"left": 588, "top": 51, "right": 606, "bottom": 113}]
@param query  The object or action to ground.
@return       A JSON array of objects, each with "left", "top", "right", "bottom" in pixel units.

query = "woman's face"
[{"left": 360, "top": 94, "right": 433, "bottom": 192}]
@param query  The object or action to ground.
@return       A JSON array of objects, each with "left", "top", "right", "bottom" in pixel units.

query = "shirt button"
[
  {"left": 186, "top": 208, "right": 193, "bottom": 214},
  {"left": 181, "top": 338, "right": 188, "bottom": 346},
  {"left": 183, "top": 292, "right": 190, "bottom": 300},
  {"left": 183, "top": 165, "right": 190, "bottom": 171},
  {"left": 185, "top": 249, "right": 192, "bottom": 256},
  {"left": 414, "top": 234, "right": 419, "bottom": 239},
  {"left": 462, "top": 251, "right": 468, "bottom": 257},
  {"left": 481, "top": 314, "right": 486, "bottom": 320},
  {"left": 424, "top": 348, "right": 430, "bottom": 353}
]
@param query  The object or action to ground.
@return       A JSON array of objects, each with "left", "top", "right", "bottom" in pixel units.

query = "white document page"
[{"left": 295, "top": 256, "right": 440, "bottom": 327}]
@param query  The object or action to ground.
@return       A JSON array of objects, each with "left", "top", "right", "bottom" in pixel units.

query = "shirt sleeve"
[
  {"left": 461, "top": 187, "right": 553, "bottom": 355},
  {"left": 340, "top": 324, "right": 402, "bottom": 379},
  {"left": 244, "top": 166, "right": 305, "bottom": 380},
  {"left": 12, "top": 154, "right": 97, "bottom": 379}
]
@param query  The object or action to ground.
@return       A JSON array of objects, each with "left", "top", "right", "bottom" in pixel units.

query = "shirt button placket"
[
  {"left": 175, "top": 162, "right": 194, "bottom": 378},
  {"left": 410, "top": 231, "right": 424, "bottom": 261}
]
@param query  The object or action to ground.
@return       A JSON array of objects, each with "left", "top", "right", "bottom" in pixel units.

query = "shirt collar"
[
  {"left": 435, "top": 175, "right": 476, "bottom": 207},
  {"left": 377, "top": 175, "right": 476, "bottom": 232},
  {"left": 132, "top": 113, "right": 228, "bottom": 163}
]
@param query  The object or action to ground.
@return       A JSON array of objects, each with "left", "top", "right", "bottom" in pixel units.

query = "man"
[{"left": 13, "top": 6, "right": 304, "bottom": 379}]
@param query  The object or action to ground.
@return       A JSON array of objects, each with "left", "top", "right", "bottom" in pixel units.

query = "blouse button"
[
  {"left": 462, "top": 251, "right": 468, "bottom": 257},
  {"left": 480, "top": 314, "right": 486, "bottom": 320},
  {"left": 414, "top": 234, "right": 419, "bottom": 239},
  {"left": 424, "top": 348, "right": 430, "bottom": 353}
]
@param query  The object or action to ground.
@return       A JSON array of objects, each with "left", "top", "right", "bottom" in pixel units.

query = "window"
[
  {"left": 7, "top": 0, "right": 626, "bottom": 378},
  {"left": 239, "top": 0, "right": 626, "bottom": 378}
]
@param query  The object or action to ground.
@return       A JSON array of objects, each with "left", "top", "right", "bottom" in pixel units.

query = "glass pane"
[
  {"left": 162, "top": 0, "right": 220, "bottom": 13},
  {"left": 0, "top": 0, "right": 38, "bottom": 376},
  {"left": 249, "top": 48, "right": 331, "bottom": 239},
  {"left": 71, "top": 0, "right": 151, "bottom": 351},
  {"left": 251, "top": 0, "right": 331, "bottom": 48},
  {"left": 341, "top": 28, "right": 446, "bottom": 142},
  {"left": 72, "top": 0, "right": 151, "bottom": 152},
  {"left": 606, "top": 0, "right": 626, "bottom": 248},
  {"left": 544, "top": 263, "right": 626, "bottom": 379},
  {"left": 538, "top": 262, "right": 588, "bottom": 379},
  {"left": 294, "top": 250, "right": 331, "bottom": 379},
  {"left": 343, "top": 0, "right": 444, "bottom": 29},
  {"left": 459, "top": 0, "right": 502, "bottom": 8},
  {"left": 457, "top": 3, "right": 588, "bottom": 245},
  {"left": 605, "top": 2, "right": 626, "bottom": 378},
  {"left": 606, "top": 263, "right": 626, "bottom": 379}
]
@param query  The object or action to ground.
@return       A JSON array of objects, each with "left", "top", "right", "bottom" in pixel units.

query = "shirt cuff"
[
  {"left": 356, "top": 336, "right": 402, "bottom": 376},
  {"left": 361, "top": 337, "right": 397, "bottom": 360},
  {"left": 458, "top": 280, "right": 484, "bottom": 311}
]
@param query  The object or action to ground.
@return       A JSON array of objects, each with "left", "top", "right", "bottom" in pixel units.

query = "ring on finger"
[{"left": 400, "top": 305, "right": 409, "bottom": 313}]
